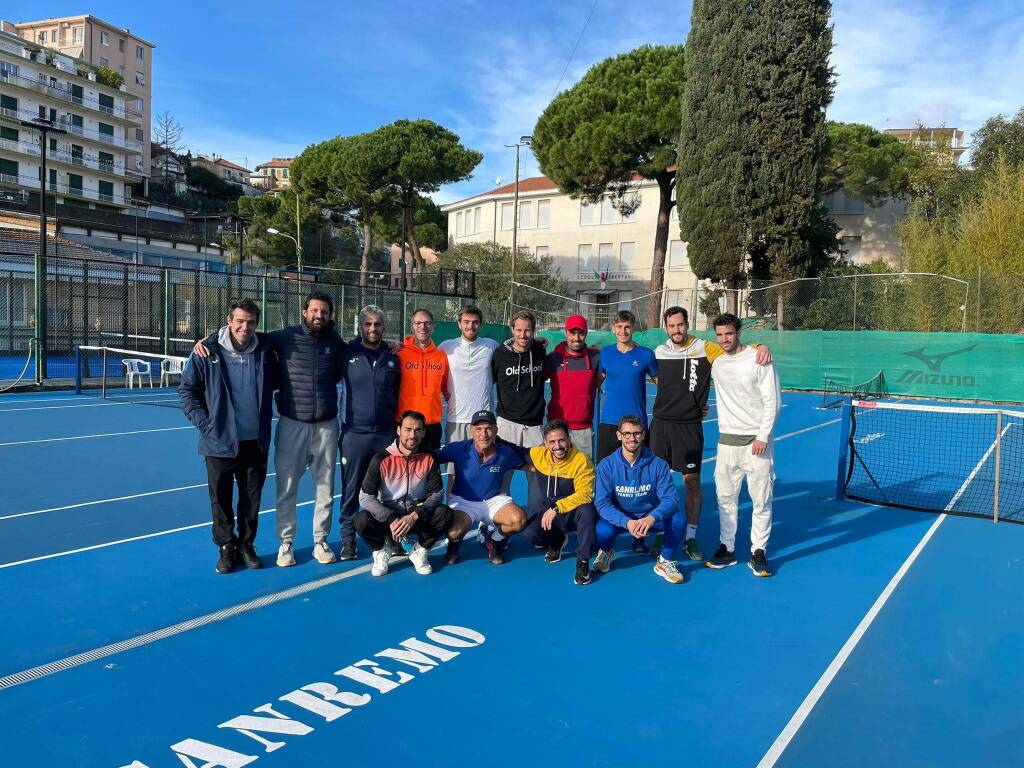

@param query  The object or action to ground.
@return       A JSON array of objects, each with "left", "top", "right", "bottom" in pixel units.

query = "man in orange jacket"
[{"left": 396, "top": 308, "right": 449, "bottom": 451}]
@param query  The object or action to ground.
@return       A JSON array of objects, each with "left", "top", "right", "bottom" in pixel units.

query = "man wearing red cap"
[{"left": 546, "top": 314, "right": 600, "bottom": 458}]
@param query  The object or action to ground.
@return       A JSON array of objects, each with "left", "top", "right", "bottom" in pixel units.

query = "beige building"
[
  {"left": 193, "top": 154, "right": 258, "bottom": 195},
  {"left": 883, "top": 126, "right": 967, "bottom": 164},
  {"left": 252, "top": 157, "right": 292, "bottom": 191},
  {"left": 441, "top": 175, "right": 698, "bottom": 326},
  {"left": 0, "top": 28, "right": 142, "bottom": 209},
  {"left": 5, "top": 15, "right": 153, "bottom": 182}
]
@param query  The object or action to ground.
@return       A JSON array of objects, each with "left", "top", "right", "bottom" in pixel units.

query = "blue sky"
[{"left": 12, "top": 1, "right": 1024, "bottom": 203}]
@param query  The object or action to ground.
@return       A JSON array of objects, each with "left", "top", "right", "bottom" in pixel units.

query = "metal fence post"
[
  {"left": 260, "top": 274, "right": 267, "bottom": 332},
  {"left": 162, "top": 268, "right": 171, "bottom": 355}
]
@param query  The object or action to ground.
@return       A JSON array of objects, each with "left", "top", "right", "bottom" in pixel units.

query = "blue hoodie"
[{"left": 594, "top": 447, "right": 677, "bottom": 527}]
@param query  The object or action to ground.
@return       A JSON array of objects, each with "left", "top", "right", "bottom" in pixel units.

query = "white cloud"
[{"left": 830, "top": 0, "right": 1024, "bottom": 149}]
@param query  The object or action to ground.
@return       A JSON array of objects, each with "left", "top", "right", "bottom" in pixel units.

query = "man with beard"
[
  {"left": 337, "top": 304, "right": 402, "bottom": 561},
  {"left": 439, "top": 305, "right": 498, "bottom": 444},
  {"left": 356, "top": 410, "right": 452, "bottom": 577},
  {"left": 395, "top": 308, "right": 449, "bottom": 452},
  {"left": 650, "top": 306, "right": 771, "bottom": 562},
  {"left": 491, "top": 311, "right": 547, "bottom": 448},
  {"left": 546, "top": 314, "right": 600, "bottom": 459},
  {"left": 191, "top": 290, "right": 345, "bottom": 568}
]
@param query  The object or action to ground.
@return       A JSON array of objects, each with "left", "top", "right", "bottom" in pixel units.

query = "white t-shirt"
[
  {"left": 439, "top": 336, "right": 499, "bottom": 423},
  {"left": 710, "top": 346, "right": 781, "bottom": 442}
]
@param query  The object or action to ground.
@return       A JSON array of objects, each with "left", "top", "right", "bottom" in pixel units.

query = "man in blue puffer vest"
[
  {"left": 179, "top": 299, "right": 275, "bottom": 574},
  {"left": 594, "top": 414, "right": 687, "bottom": 584},
  {"left": 337, "top": 304, "right": 401, "bottom": 561}
]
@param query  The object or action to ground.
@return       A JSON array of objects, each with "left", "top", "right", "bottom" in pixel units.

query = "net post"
[
  {"left": 101, "top": 347, "right": 108, "bottom": 400},
  {"left": 835, "top": 398, "right": 852, "bottom": 501},
  {"left": 74, "top": 344, "right": 82, "bottom": 394},
  {"left": 994, "top": 410, "right": 1002, "bottom": 523},
  {"left": 161, "top": 268, "right": 171, "bottom": 356}
]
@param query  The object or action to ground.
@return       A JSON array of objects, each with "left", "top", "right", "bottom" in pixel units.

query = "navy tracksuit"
[{"left": 338, "top": 339, "right": 401, "bottom": 545}]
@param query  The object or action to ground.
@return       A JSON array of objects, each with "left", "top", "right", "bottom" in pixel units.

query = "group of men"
[{"left": 178, "top": 292, "right": 780, "bottom": 585}]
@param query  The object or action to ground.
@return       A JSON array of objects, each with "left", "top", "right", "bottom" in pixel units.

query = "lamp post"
[
  {"left": 266, "top": 227, "right": 301, "bottom": 271},
  {"left": 504, "top": 135, "right": 532, "bottom": 311},
  {"left": 21, "top": 118, "right": 66, "bottom": 383},
  {"left": 127, "top": 197, "right": 150, "bottom": 264}
]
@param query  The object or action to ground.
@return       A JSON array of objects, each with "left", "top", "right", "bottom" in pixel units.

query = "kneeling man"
[
  {"left": 356, "top": 410, "right": 452, "bottom": 577},
  {"left": 594, "top": 414, "right": 685, "bottom": 583},
  {"left": 436, "top": 410, "right": 528, "bottom": 565},
  {"left": 522, "top": 419, "right": 597, "bottom": 586}
]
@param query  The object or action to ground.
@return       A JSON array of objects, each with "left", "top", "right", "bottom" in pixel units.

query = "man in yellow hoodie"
[{"left": 521, "top": 419, "right": 597, "bottom": 585}]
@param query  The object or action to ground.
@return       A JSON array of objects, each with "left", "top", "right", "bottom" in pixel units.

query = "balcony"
[
  {"left": 0, "top": 54, "right": 141, "bottom": 124},
  {"left": 0, "top": 138, "right": 127, "bottom": 176},
  {"left": 0, "top": 171, "right": 126, "bottom": 206}
]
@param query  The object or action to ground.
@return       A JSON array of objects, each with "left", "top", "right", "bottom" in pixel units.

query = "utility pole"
[
  {"left": 505, "top": 136, "right": 532, "bottom": 311},
  {"left": 21, "top": 118, "right": 67, "bottom": 383},
  {"left": 295, "top": 188, "right": 302, "bottom": 273}
]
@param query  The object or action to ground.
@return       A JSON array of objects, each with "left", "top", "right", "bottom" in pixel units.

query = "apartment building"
[
  {"left": 193, "top": 154, "right": 258, "bottom": 194},
  {"left": 0, "top": 28, "right": 143, "bottom": 210},
  {"left": 883, "top": 126, "right": 967, "bottom": 164},
  {"left": 252, "top": 157, "right": 292, "bottom": 191},
  {"left": 6, "top": 15, "right": 153, "bottom": 179},
  {"left": 441, "top": 175, "right": 698, "bottom": 319}
]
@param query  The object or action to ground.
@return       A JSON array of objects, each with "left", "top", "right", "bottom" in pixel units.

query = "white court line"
[
  {"left": 0, "top": 401, "right": 133, "bottom": 412},
  {"left": 0, "top": 460, "right": 343, "bottom": 522},
  {"left": 0, "top": 425, "right": 193, "bottom": 447},
  {"left": 0, "top": 494, "right": 341, "bottom": 570},
  {"left": 755, "top": 420, "right": 1005, "bottom": 768},
  {"left": 0, "top": 417, "right": 280, "bottom": 447}
]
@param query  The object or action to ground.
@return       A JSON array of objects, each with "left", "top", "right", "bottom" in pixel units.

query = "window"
[
  {"left": 135, "top": 128, "right": 144, "bottom": 142},
  {"left": 598, "top": 243, "right": 614, "bottom": 270},
  {"left": 282, "top": 168, "right": 288, "bottom": 178},
  {"left": 669, "top": 240, "right": 688, "bottom": 271},
  {"left": 600, "top": 196, "right": 617, "bottom": 224},
  {"left": 577, "top": 244, "right": 595, "bottom": 274},
  {"left": 580, "top": 201, "right": 594, "bottom": 225},
  {"left": 537, "top": 199, "right": 550, "bottom": 228},
  {"left": 98, "top": 122, "right": 114, "bottom": 144},
  {"left": 842, "top": 235, "right": 862, "bottom": 263},
  {"left": 518, "top": 201, "right": 532, "bottom": 229},
  {"left": 72, "top": 26, "right": 84, "bottom": 44},
  {"left": 535, "top": 246, "right": 549, "bottom": 260},
  {"left": 1, "top": 94, "right": 18, "bottom": 115},
  {"left": 135, "top": 71, "right": 145, "bottom": 86},
  {"left": 49, "top": 138, "right": 57, "bottom": 151},
  {"left": 136, "top": 45, "right": 144, "bottom": 60},
  {"left": 0, "top": 126, "right": 18, "bottom": 142},
  {"left": 0, "top": 158, "right": 17, "bottom": 181},
  {"left": 100, "top": 31, "right": 109, "bottom": 45},
  {"left": 456, "top": 212, "right": 463, "bottom": 236},
  {"left": 98, "top": 180, "right": 114, "bottom": 201},
  {"left": 49, "top": 168, "right": 57, "bottom": 185},
  {"left": 99, "top": 57, "right": 109, "bottom": 68},
  {"left": 618, "top": 242, "right": 636, "bottom": 272},
  {"left": 118, "top": 65, "right": 125, "bottom": 76},
  {"left": 617, "top": 291, "right": 634, "bottom": 311},
  {"left": 98, "top": 93, "right": 113, "bottom": 114},
  {"left": 37, "top": 32, "right": 46, "bottom": 45},
  {"left": 473, "top": 206, "right": 481, "bottom": 234},
  {"left": 67, "top": 173, "right": 83, "bottom": 194},
  {"left": 500, "top": 202, "right": 514, "bottom": 230},
  {"left": 621, "top": 194, "right": 640, "bottom": 223},
  {"left": 119, "top": 39, "right": 125, "bottom": 53},
  {"left": 98, "top": 151, "right": 114, "bottom": 172}
]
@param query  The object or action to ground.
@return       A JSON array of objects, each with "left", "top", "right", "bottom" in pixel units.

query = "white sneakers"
[
  {"left": 371, "top": 548, "right": 390, "bottom": 577},
  {"left": 313, "top": 541, "right": 337, "bottom": 564},
  {"left": 276, "top": 542, "right": 296, "bottom": 567},
  {"left": 372, "top": 543, "right": 433, "bottom": 576},
  {"left": 409, "top": 543, "right": 433, "bottom": 575}
]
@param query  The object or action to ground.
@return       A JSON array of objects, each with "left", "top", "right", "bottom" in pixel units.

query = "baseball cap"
[
  {"left": 470, "top": 409, "right": 496, "bottom": 426},
  {"left": 565, "top": 314, "right": 588, "bottom": 333}
]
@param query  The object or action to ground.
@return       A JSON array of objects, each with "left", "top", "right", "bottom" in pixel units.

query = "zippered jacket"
[{"left": 359, "top": 440, "right": 444, "bottom": 522}]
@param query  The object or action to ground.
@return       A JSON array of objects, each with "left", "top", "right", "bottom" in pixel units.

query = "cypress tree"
[{"left": 677, "top": 0, "right": 750, "bottom": 298}]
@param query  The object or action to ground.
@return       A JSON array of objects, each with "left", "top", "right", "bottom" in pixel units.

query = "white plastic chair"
[
  {"left": 122, "top": 358, "right": 153, "bottom": 389},
  {"left": 160, "top": 357, "right": 184, "bottom": 387}
]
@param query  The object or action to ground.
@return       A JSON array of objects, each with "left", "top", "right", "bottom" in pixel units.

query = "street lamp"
[
  {"left": 267, "top": 227, "right": 302, "bottom": 272},
  {"left": 505, "top": 135, "right": 532, "bottom": 311},
  {"left": 20, "top": 117, "right": 67, "bottom": 383}
]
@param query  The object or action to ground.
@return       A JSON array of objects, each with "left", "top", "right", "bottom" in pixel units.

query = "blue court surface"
[{"left": 0, "top": 389, "right": 1021, "bottom": 768}]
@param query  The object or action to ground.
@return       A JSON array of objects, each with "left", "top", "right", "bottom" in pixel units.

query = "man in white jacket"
[{"left": 705, "top": 313, "right": 781, "bottom": 577}]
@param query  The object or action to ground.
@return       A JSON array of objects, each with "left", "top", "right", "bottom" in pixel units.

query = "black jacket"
[
  {"left": 270, "top": 321, "right": 343, "bottom": 423},
  {"left": 340, "top": 338, "right": 400, "bottom": 433},
  {"left": 178, "top": 331, "right": 275, "bottom": 457},
  {"left": 491, "top": 338, "right": 547, "bottom": 426}
]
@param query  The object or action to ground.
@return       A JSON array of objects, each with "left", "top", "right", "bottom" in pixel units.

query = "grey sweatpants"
[{"left": 274, "top": 415, "right": 339, "bottom": 545}]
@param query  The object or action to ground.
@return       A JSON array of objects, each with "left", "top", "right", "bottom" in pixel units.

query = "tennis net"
[
  {"left": 839, "top": 399, "right": 1024, "bottom": 523},
  {"left": 75, "top": 345, "right": 188, "bottom": 408},
  {"left": 822, "top": 369, "right": 886, "bottom": 409}
]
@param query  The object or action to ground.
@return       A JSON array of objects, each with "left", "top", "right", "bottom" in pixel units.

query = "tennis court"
[{"left": 0, "top": 385, "right": 1021, "bottom": 767}]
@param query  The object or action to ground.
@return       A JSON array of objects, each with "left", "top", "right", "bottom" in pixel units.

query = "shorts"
[
  {"left": 421, "top": 422, "right": 443, "bottom": 452},
  {"left": 650, "top": 420, "right": 704, "bottom": 474},
  {"left": 569, "top": 427, "right": 593, "bottom": 459},
  {"left": 448, "top": 494, "right": 516, "bottom": 525},
  {"left": 445, "top": 421, "right": 472, "bottom": 444},
  {"left": 496, "top": 417, "right": 544, "bottom": 448},
  {"left": 596, "top": 422, "right": 650, "bottom": 463}
]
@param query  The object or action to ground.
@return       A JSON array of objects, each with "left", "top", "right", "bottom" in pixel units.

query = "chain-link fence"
[{"left": 0, "top": 252, "right": 477, "bottom": 383}]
